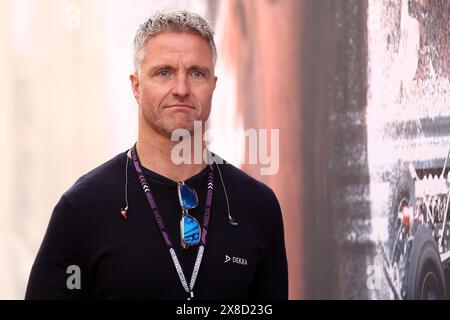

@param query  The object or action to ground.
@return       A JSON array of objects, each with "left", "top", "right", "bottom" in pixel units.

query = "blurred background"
[{"left": 0, "top": 0, "right": 449, "bottom": 299}]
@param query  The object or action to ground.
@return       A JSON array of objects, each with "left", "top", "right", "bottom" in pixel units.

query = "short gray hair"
[{"left": 133, "top": 10, "right": 217, "bottom": 76}]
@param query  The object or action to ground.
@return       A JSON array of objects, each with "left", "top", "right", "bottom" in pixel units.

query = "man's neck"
[{"left": 135, "top": 134, "right": 207, "bottom": 183}]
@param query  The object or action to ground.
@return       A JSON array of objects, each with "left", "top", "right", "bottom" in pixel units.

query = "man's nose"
[{"left": 172, "top": 74, "right": 190, "bottom": 98}]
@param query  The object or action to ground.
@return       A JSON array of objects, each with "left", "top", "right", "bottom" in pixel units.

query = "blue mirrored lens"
[
  {"left": 182, "top": 215, "right": 201, "bottom": 245},
  {"left": 178, "top": 183, "right": 198, "bottom": 209}
]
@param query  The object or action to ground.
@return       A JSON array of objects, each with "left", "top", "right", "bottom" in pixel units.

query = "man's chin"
[
  {"left": 164, "top": 123, "right": 196, "bottom": 136},
  {"left": 143, "top": 116, "right": 199, "bottom": 138}
]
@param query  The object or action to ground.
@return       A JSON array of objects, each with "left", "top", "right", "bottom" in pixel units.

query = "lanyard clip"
[{"left": 187, "top": 291, "right": 194, "bottom": 300}]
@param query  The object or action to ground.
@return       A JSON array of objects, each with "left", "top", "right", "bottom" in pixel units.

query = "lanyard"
[{"left": 130, "top": 145, "right": 214, "bottom": 300}]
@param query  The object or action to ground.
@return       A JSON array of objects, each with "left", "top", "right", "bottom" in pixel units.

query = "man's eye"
[
  {"left": 192, "top": 70, "right": 205, "bottom": 78},
  {"left": 157, "top": 70, "right": 170, "bottom": 77}
]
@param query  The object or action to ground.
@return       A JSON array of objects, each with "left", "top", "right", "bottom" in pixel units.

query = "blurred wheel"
[
  {"left": 419, "top": 269, "right": 440, "bottom": 299},
  {"left": 407, "top": 225, "right": 447, "bottom": 299}
]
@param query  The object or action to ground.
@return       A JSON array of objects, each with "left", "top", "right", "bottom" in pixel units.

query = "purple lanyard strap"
[{"left": 130, "top": 145, "right": 214, "bottom": 299}]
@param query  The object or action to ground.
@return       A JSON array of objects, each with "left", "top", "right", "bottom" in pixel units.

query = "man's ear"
[
  {"left": 130, "top": 73, "right": 140, "bottom": 102},
  {"left": 213, "top": 76, "right": 218, "bottom": 90}
]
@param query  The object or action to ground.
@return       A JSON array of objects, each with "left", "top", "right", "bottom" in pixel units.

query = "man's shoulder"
[
  {"left": 216, "top": 157, "right": 282, "bottom": 226},
  {"left": 62, "top": 151, "right": 127, "bottom": 206}
]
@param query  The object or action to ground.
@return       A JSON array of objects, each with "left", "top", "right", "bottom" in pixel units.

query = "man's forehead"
[
  {"left": 144, "top": 55, "right": 212, "bottom": 68},
  {"left": 143, "top": 33, "right": 214, "bottom": 67},
  {"left": 145, "top": 31, "right": 210, "bottom": 50}
]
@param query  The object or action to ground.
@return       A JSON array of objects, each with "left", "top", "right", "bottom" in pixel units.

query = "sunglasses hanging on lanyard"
[{"left": 178, "top": 182, "right": 203, "bottom": 249}]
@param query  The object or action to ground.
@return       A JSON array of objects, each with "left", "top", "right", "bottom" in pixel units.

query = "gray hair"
[{"left": 133, "top": 10, "right": 217, "bottom": 76}]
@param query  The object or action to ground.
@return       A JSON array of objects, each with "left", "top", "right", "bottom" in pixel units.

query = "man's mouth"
[{"left": 165, "top": 104, "right": 195, "bottom": 109}]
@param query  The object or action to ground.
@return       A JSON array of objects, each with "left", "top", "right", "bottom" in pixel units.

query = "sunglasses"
[{"left": 178, "top": 182, "right": 201, "bottom": 249}]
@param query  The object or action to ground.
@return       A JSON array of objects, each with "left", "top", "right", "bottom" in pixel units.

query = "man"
[{"left": 25, "top": 10, "right": 288, "bottom": 300}]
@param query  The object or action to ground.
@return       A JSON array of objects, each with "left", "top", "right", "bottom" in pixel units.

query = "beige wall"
[
  {"left": 0, "top": 0, "right": 15, "bottom": 299},
  {"left": 0, "top": 0, "right": 111, "bottom": 299}
]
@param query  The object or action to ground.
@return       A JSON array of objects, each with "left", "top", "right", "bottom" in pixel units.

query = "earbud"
[
  {"left": 121, "top": 152, "right": 130, "bottom": 220},
  {"left": 228, "top": 216, "right": 238, "bottom": 227},
  {"left": 121, "top": 207, "right": 128, "bottom": 220}
]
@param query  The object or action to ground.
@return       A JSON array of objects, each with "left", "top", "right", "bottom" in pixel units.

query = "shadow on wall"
[{"left": 300, "top": 0, "right": 370, "bottom": 299}]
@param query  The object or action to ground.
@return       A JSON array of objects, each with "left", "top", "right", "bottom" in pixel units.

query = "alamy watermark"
[
  {"left": 66, "top": 265, "right": 81, "bottom": 290},
  {"left": 65, "top": 4, "right": 81, "bottom": 30},
  {"left": 171, "top": 121, "right": 280, "bottom": 175}
]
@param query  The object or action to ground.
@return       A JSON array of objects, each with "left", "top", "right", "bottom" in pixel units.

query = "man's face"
[{"left": 130, "top": 31, "right": 217, "bottom": 138}]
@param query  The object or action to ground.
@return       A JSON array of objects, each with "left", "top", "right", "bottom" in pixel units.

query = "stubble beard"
[{"left": 143, "top": 110, "right": 197, "bottom": 139}]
